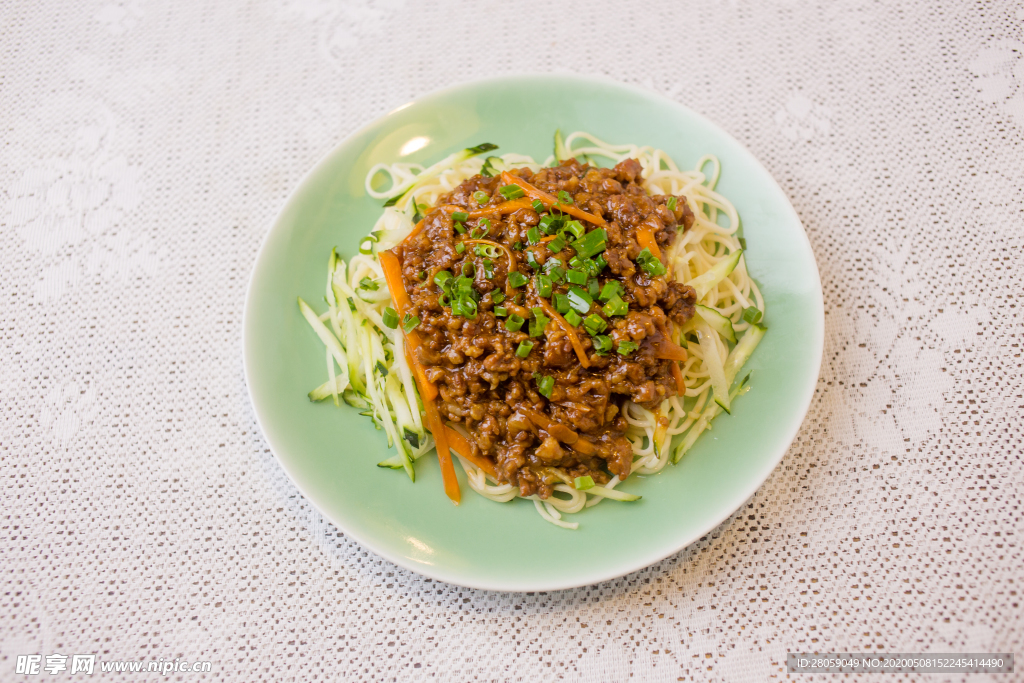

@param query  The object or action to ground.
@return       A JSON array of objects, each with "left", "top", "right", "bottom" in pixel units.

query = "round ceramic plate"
[{"left": 244, "top": 74, "right": 823, "bottom": 592}]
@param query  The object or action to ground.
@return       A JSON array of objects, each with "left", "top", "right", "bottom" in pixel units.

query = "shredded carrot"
[
  {"left": 637, "top": 226, "right": 661, "bottom": 260},
  {"left": 652, "top": 338, "right": 688, "bottom": 362},
  {"left": 439, "top": 199, "right": 533, "bottom": 218},
  {"left": 538, "top": 235, "right": 558, "bottom": 243},
  {"left": 400, "top": 219, "right": 427, "bottom": 248},
  {"left": 537, "top": 298, "right": 591, "bottom": 369},
  {"left": 422, "top": 396, "right": 460, "bottom": 504},
  {"left": 671, "top": 360, "right": 686, "bottom": 395},
  {"left": 379, "top": 250, "right": 438, "bottom": 401},
  {"left": 499, "top": 172, "right": 606, "bottom": 226},
  {"left": 444, "top": 426, "right": 498, "bottom": 479}
]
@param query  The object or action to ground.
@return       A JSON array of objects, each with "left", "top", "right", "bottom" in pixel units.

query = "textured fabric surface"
[{"left": 2, "top": 1, "right": 1022, "bottom": 681}]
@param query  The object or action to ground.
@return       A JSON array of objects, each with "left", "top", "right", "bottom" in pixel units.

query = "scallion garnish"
[
  {"left": 546, "top": 235, "right": 566, "bottom": 252},
  {"left": 526, "top": 227, "right": 541, "bottom": 245},
  {"left": 494, "top": 306, "right": 508, "bottom": 317},
  {"left": 434, "top": 270, "right": 453, "bottom": 290},
  {"left": 588, "top": 277, "right": 600, "bottom": 298},
  {"left": 455, "top": 242, "right": 466, "bottom": 254},
  {"left": 524, "top": 250, "right": 540, "bottom": 269},
  {"left": 483, "top": 259, "right": 495, "bottom": 279},
  {"left": 564, "top": 220, "right": 585, "bottom": 239},
  {"left": 492, "top": 291, "right": 505, "bottom": 304},
  {"left": 499, "top": 184, "right": 526, "bottom": 200},
  {"left": 382, "top": 307, "right": 399, "bottom": 329},
  {"left": 529, "top": 307, "right": 550, "bottom": 337},
  {"left": 617, "top": 340, "right": 639, "bottom": 355},
  {"left": 742, "top": 306, "right": 763, "bottom": 324},
  {"left": 566, "top": 269, "right": 587, "bottom": 286},
  {"left": 570, "top": 228, "right": 607, "bottom": 259},
  {"left": 592, "top": 335, "right": 612, "bottom": 354},
  {"left": 535, "top": 374, "right": 555, "bottom": 399},
  {"left": 594, "top": 254, "right": 608, "bottom": 272},
  {"left": 553, "top": 293, "right": 571, "bottom": 315},
  {"left": 564, "top": 309, "right": 583, "bottom": 327},
  {"left": 507, "top": 271, "right": 528, "bottom": 288},
  {"left": 359, "top": 276, "right": 379, "bottom": 291},
  {"left": 603, "top": 295, "right": 628, "bottom": 317},
  {"left": 461, "top": 261, "right": 475, "bottom": 277},
  {"left": 599, "top": 280, "right": 623, "bottom": 301},
  {"left": 454, "top": 222, "right": 467, "bottom": 234},
  {"left": 574, "top": 475, "right": 595, "bottom": 490},
  {"left": 557, "top": 190, "right": 573, "bottom": 205},
  {"left": 583, "top": 313, "right": 607, "bottom": 335},
  {"left": 451, "top": 211, "right": 469, "bottom": 222},
  {"left": 536, "top": 273, "right": 553, "bottom": 297},
  {"left": 513, "top": 241, "right": 523, "bottom": 251},
  {"left": 635, "top": 247, "right": 667, "bottom": 276},
  {"left": 666, "top": 196, "right": 677, "bottom": 212},
  {"left": 531, "top": 199, "right": 545, "bottom": 213},
  {"left": 473, "top": 190, "right": 490, "bottom": 204},
  {"left": 505, "top": 314, "right": 525, "bottom": 332},
  {"left": 567, "top": 286, "right": 592, "bottom": 314},
  {"left": 401, "top": 313, "right": 420, "bottom": 334},
  {"left": 516, "top": 341, "right": 534, "bottom": 358}
]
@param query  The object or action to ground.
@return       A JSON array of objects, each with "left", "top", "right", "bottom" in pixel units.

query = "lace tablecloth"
[{"left": 3, "top": 1, "right": 1021, "bottom": 680}]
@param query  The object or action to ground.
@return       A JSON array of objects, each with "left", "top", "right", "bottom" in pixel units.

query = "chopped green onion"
[
  {"left": 564, "top": 220, "right": 585, "bottom": 239},
  {"left": 417, "top": 270, "right": 427, "bottom": 280},
  {"left": 382, "top": 307, "right": 399, "bottom": 329},
  {"left": 603, "top": 295, "right": 628, "bottom": 317},
  {"left": 599, "top": 280, "right": 623, "bottom": 302},
  {"left": 539, "top": 214, "right": 563, "bottom": 234},
  {"left": 461, "top": 261, "right": 475, "bottom": 277},
  {"left": 452, "top": 296, "right": 478, "bottom": 319},
  {"left": 535, "top": 374, "right": 555, "bottom": 398},
  {"left": 636, "top": 247, "right": 667, "bottom": 276},
  {"left": 473, "top": 191, "right": 490, "bottom": 204},
  {"left": 617, "top": 340, "right": 639, "bottom": 355},
  {"left": 454, "top": 222, "right": 467, "bottom": 234},
  {"left": 566, "top": 269, "right": 588, "bottom": 286},
  {"left": 548, "top": 265, "right": 566, "bottom": 283},
  {"left": 505, "top": 314, "right": 525, "bottom": 332},
  {"left": 587, "top": 278, "right": 600, "bottom": 298},
  {"left": 402, "top": 313, "right": 420, "bottom": 333},
  {"left": 455, "top": 242, "right": 465, "bottom": 254},
  {"left": 499, "top": 184, "right": 525, "bottom": 200},
  {"left": 526, "top": 227, "right": 541, "bottom": 245},
  {"left": 359, "top": 276, "right": 379, "bottom": 291},
  {"left": 591, "top": 335, "right": 612, "bottom": 354},
  {"left": 574, "top": 475, "right": 595, "bottom": 490},
  {"left": 513, "top": 241, "right": 523, "bottom": 251},
  {"left": 508, "top": 271, "right": 528, "bottom": 288},
  {"left": 483, "top": 259, "right": 495, "bottom": 279},
  {"left": 570, "top": 228, "right": 607, "bottom": 259},
  {"left": 564, "top": 309, "right": 583, "bottom": 327},
  {"left": 546, "top": 235, "right": 566, "bottom": 252},
  {"left": 531, "top": 199, "right": 545, "bottom": 213},
  {"left": 451, "top": 211, "right": 469, "bottom": 222},
  {"left": 524, "top": 250, "right": 540, "bottom": 269},
  {"left": 557, "top": 190, "right": 573, "bottom": 205},
  {"left": 742, "top": 306, "right": 763, "bottom": 324},
  {"left": 529, "top": 307, "right": 550, "bottom": 337},
  {"left": 567, "top": 286, "right": 592, "bottom": 314},
  {"left": 536, "top": 273, "right": 553, "bottom": 297},
  {"left": 492, "top": 291, "right": 505, "bottom": 304},
  {"left": 583, "top": 314, "right": 607, "bottom": 335},
  {"left": 494, "top": 306, "right": 508, "bottom": 317},
  {"left": 594, "top": 254, "right": 608, "bottom": 272},
  {"left": 516, "top": 341, "right": 534, "bottom": 358},
  {"left": 553, "top": 292, "right": 571, "bottom": 315},
  {"left": 666, "top": 196, "right": 677, "bottom": 212},
  {"left": 434, "top": 270, "right": 453, "bottom": 290}
]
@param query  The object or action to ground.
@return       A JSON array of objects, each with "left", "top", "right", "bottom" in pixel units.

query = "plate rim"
[{"left": 243, "top": 72, "right": 825, "bottom": 592}]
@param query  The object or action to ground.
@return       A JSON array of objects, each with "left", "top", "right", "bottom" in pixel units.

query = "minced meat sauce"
[{"left": 393, "top": 158, "right": 697, "bottom": 499}]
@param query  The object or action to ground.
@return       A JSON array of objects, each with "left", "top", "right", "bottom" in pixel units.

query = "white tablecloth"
[{"left": 3, "top": 1, "right": 1022, "bottom": 680}]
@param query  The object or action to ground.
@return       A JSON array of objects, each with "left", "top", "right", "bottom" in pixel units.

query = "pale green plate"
[{"left": 243, "top": 74, "right": 823, "bottom": 592}]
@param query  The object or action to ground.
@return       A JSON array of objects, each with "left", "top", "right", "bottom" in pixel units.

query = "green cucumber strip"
[
  {"left": 696, "top": 321, "right": 731, "bottom": 414},
  {"left": 686, "top": 249, "right": 742, "bottom": 301},
  {"left": 695, "top": 304, "right": 737, "bottom": 344},
  {"left": 308, "top": 377, "right": 348, "bottom": 402},
  {"left": 382, "top": 143, "right": 498, "bottom": 207},
  {"left": 652, "top": 399, "right": 670, "bottom": 457},
  {"left": 673, "top": 375, "right": 752, "bottom": 463},
  {"left": 723, "top": 324, "right": 766, "bottom": 386},
  {"left": 332, "top": 259, "right": 365, "bottom": 393},
  {"left": 342, "top": 388, "right": 370, "bottom": 410},
  {"left": 298, "top": 297, "right": 350, "bottom": 392},
  {"left": 587, "top": 486, "right": 641, "bottom": 502}
]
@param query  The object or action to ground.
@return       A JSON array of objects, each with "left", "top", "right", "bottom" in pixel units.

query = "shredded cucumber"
[
  {"left": 382, "top": 143, "right": 498, "bottom": 207},
  {"left": 696, "top": 304, "right": 737, "bottom": 343},
  {"left": 696, "top": 321, "right": 731, "bottom": 414},
  {"left": 687, "top": 249, "right": 742, "bottom": 301}
]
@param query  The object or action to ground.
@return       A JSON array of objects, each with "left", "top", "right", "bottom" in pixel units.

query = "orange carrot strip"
[
  {"left": 652, "top": 338, "right": 688, "bottom": 362},
  {"left": 637, "top": 226, "right": 661, "bottom": 260},
  {"left": 439, "top": 199, "right": 533, "bottom": 218},
  {"left": 499, "top": 172, "right": 606, "bottom": 226},
  {"left": 400, "top": 219, "right": 427, "bottom": 249},
  {"left": 671, "top": 360, "right": 686, "bottom": 396},
  {"left": 444, "top": 426, "right": 498, "bottom": 479},
  {"left": 537, "top": 298, "right": 591, "bottom": 369},
  {"left": 379, "top": 250, "right": 438, "bottom": 401},
  {"left": 422, "top": 396, "right": 460, "bottom": 504}
]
